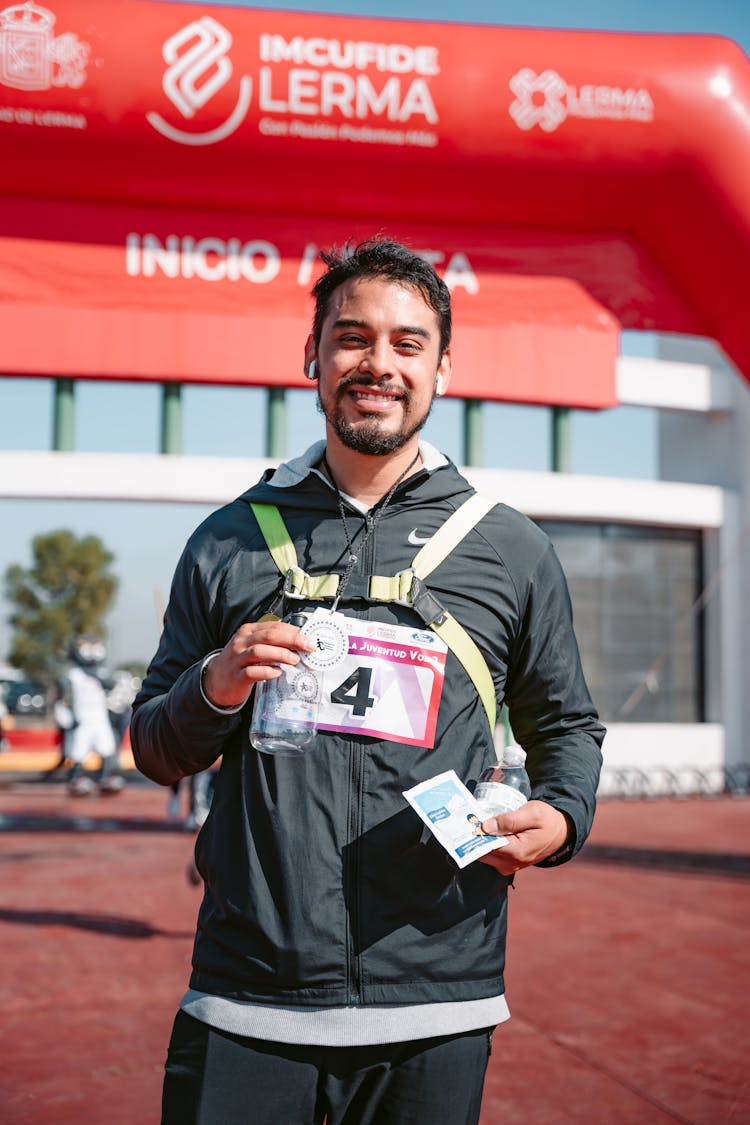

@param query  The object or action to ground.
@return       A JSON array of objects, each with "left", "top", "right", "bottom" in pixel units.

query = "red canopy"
[{"left": 2, "top": 2, "right": 749, "bottom": 404}]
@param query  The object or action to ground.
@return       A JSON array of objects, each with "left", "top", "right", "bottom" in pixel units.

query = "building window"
[{"left": 537, "top": 522, "right": 703, "bottom": 723}]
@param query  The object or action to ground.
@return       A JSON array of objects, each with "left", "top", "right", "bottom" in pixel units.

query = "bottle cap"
[{"left": 502, "top": 744, "right": 526, "bottom": 767}]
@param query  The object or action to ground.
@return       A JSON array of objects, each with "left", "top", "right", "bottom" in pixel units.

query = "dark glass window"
[{"left": 537, "top": 522, "right": 703, "bottom": 723}]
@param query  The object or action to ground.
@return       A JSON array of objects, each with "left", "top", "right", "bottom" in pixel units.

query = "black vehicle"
[{"left": 4, "top": 680, "right": 47, "bottom": 717}]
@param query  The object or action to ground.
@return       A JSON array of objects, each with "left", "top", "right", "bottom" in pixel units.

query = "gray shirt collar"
[{"left": 267, "top": 440, "right": 448, "bottom": 490}]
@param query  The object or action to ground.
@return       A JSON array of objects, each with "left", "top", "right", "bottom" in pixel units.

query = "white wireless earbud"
[
  {"left": 306, "top": 360, "right": 317, "bottom": 381},
  {"left": 435, "top": 375, "right": 445, "bottom": 396}
]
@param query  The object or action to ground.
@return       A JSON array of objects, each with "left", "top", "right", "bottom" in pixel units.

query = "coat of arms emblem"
[{"left": 0, "top": 0, "right": 89, "bottom": 91}]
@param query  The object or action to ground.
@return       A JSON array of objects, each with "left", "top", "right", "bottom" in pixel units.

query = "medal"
[{"left": 300, "top": 609, "right": 349, "bottom": 671}]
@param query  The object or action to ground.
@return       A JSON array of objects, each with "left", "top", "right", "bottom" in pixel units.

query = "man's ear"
[
  {"left": 304, "top": 335, "right": 317, "bottom": 381},
  {"left": 435, "top": 349, "right": 452, "bottom": 396}
]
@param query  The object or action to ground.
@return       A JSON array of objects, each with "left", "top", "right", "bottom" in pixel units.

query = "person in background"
[
  {"left": 106, "top": 669, "right": 138, "bottom": 752},
  {"left": 132, "top": 238, "right": 604, "bottom": 1124},
  {"left": 44, "top": 685, "right": 75, "bottom": 780},
  {"left": 166, "top": 768, "right": 215, "bottom": 831},
  {"left": 61, "top": 635, "right": 125, "bottom": 796}
]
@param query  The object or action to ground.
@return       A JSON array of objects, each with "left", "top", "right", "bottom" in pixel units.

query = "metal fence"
[{"left": 598, "top": 765, "right": 750, "bottom": 800}]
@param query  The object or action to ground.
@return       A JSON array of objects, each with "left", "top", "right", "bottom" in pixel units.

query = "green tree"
[{"left": 4, "top": 529, "right": 118, "bottom": 687}]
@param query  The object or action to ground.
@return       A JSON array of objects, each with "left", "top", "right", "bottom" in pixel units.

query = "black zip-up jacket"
[{"left": 131, "top": 454, "right": 604, "bottom": 1007}]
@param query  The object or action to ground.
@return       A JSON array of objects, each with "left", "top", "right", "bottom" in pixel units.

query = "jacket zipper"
[
  {"left": 344, "top": 504, "right": 380, "bottom": 1006},
  {"left": 339, "top": 505, "right": 366, "bottom": 1006},
  {"left": 346, "top": 738, "right": 364, "bottom": 1005}
]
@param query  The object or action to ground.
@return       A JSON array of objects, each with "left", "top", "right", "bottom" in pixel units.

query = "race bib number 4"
[{"left": 316, "top": 618, "right": 447, "bottom": 747}]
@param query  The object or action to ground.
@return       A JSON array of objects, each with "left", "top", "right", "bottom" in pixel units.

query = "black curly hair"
[{"left": 311, "top": 237, "right": 452, "bottom": 357}]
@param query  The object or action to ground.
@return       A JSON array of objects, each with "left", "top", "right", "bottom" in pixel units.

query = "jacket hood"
[{"left": 237, "top": 441, "right": 475, "bottom": 514}]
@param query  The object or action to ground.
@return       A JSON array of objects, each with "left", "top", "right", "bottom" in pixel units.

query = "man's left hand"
[{"left": 478, "top": 801, "right": 570, "bottom": 876}]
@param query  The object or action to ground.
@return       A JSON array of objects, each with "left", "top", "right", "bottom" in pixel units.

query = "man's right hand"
[{"left": 202, "top": 621, "right": 317, "bottom": 710}]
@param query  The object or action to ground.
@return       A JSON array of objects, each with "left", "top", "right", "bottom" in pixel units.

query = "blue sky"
[
  {"left": 181, "top": 0, "right": 750, "bottom": 40},
  {"left": 1, "top": 0, "right": 749, "bottom": 668}
]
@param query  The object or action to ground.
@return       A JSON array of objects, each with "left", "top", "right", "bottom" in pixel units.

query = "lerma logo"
[
  {"left": 509, "top": 68, "right": 567, "bottom": 132},
  {"left": 509, "top": 66, "right": 654, "bottom": 132},
  {"left": 147, "top": 16, "right": 252, "bottom": 146}
]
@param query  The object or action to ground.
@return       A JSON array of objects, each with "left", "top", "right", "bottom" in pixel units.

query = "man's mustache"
[{"left": 336, "top": 375, "right": 410, "bottom": 399}]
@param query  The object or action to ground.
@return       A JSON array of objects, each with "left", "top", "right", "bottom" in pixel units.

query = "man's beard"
[{"left": 316, "top": 379, "right": 435, "bottom": 456}]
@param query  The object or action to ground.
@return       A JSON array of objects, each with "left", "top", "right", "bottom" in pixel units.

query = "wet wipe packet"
[{"left": 403, "top": 769, "right": 509, "bottom": 869}]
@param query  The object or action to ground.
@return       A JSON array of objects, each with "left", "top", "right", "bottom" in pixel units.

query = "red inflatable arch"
[{"left": 1, "top": 1, "right": 749, "bottom": 407}]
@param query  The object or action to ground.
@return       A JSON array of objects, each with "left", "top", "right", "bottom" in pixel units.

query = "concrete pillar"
[
  {"left": 52, "top": 378, "right": 75, "bottom": 451},
  {"left": 160, "top": 383, "right": 182, "bottom": 455}
]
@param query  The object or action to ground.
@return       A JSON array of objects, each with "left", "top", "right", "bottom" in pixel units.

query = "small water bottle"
[
  {"left": 250, "top": 613, "right": 320, "bottom": 756},
  {"left": 474, "top": 744, "right": 532, "bottom": 816}
]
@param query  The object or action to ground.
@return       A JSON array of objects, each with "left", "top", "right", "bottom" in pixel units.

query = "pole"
[
  {"left": 160, "top": 383, "right": 182, "bottom": 455},
  {"left": 462, "top": 399, "right": 484, "bottom": 467},
  {"left": 266, "top": 387, "right": 286, "bottom": 458},
  {"left": 551, "top": 406, "right": 571, "bottom": 472},
  {"left": 52, "top": 378, "right": 76, "bottom": 451}
]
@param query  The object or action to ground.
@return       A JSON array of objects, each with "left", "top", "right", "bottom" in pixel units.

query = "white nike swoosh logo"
[{"left": 407, "top": 529, "right": 432, "bottom": 546}]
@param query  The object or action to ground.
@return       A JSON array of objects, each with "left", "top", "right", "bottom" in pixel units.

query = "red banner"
[
  {"left": 0, "top": 199, "right": 620, "bottom": 405},
  {"left": 1, "top": 2, "right": 749, "bottom": 392}
]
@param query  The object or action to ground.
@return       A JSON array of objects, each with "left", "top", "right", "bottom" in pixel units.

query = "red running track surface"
[{"left": 0, "top": 778, "right": 747, "bottom": 1124}]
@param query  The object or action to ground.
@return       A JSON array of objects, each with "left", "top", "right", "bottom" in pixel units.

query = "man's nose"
[{"left": 359, "top": 340, "right": 393, "bottom": 378}]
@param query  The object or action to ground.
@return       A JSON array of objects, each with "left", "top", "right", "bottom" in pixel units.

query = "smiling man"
[
  {"left": 309, "top": 264, "right": 451, "bottom": 461},
  {"left": 131, "top": 238, "right": 604, "bottom": 1125}
]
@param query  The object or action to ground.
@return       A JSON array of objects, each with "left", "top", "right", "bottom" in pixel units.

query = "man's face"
[{"left": 309, "top": 276, "right": 451, "bottom": 455}]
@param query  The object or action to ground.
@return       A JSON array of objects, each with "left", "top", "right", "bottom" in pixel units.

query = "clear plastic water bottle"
[
  {"left": 249, "top": 613, "right": 320, "bottom": 756},
  {"left": 474, "top": 744, "right": 532, "bottom": 816}
]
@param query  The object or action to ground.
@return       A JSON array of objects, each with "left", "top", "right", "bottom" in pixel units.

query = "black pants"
[{"left": 162, "top": 1009, "right": 494, "bottom": 1125}]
